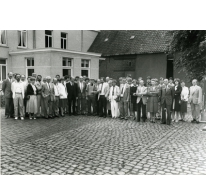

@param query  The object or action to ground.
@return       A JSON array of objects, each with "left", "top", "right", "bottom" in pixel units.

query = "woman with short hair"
[
  {"left": 180, "top": 81, "right": 189, "bottom": 121},
  {"left": 26, "top": 77, "right": 38, "bottom": 119},
  {"left": 58, "top": 78, "right": 67, "bottom": 116}
]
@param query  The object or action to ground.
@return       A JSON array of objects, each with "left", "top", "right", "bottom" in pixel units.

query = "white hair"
[{"left": 46, "top": 76, "right": 51, "bottom": 79}]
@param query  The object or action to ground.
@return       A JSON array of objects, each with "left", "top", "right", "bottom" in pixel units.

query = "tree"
[{"left": 170, "top": 30, "right": 206, "bottom": 81}]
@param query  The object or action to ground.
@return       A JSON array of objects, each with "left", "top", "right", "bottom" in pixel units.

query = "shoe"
[
  {"left": 21, "top": 117, "right": 24, "bottom": 120},
  {"left": 15, "top": 117, "right": 18, "bottom": 120},
  {"left": 120, "top": 117, "right": 124, "bottom": 119},
  {"left": 103, "top": 116, "right": 106, "bottom": 118},
  {"left": 191, "top": 119, "right": 196, "bottom": 123},
  {"left": 133, "top": 117, "right": 136, "bottom": 120},
  {"left": 125, "top": 118, "right": 128, "bottom": 120},
  {"left": 161, "top": 122, "right": 166, "bottom": 124},
  {"left": 29, "top": 117, "right": 32, "bottom": 120},
  {"left": 45, "top": 116, "right": 49, "bottom": 119},
  {"left": 5, "top": 115, "right": 10, "bottom": 119},
  {"left": 196, "top": 121, "right": 200, "bottom": 124},
  {"left": 49, "top": 116, "right": 53, "bottom": 119},
  {"left": 33, "top": 117, "right": 36, "bottom": 120}
]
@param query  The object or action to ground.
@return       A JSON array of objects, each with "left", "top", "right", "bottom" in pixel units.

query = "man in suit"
[
  {"left": 66, "top": 77, "right": 78, "bottom": 115},
  {"left": 189, "top": 79, "right": 202, "bottom": 123},
  {"left": 42, "top": 76, "right": 55, "bottom": 119},
  {"left": 2, "top": 72, "right": 14, "bottom": 118},
  {"left": 136, "top": 80, "right": 147, "bottom": 122},
  {"left": 159, "top": 79, "right": 174, "bottom": 125},
  {"left": 119, "top": 78, "right": 130, "bottom": 120},
  {"left": 35, "top": 75, "right": 44, "bottom": 118},
  {"left": 77, "top": 76, "right": 87, "bottom": 115},
  {"left": 98, "top": 77, "right": 110, "bottom": 118}
]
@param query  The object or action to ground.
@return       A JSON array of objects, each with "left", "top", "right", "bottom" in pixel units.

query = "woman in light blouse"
[
  {"left": 26, "top": 77, "right": 38, "bottom": 119},
  {"left": 180, "top": 81, "right": 189, "bottom": 121}
]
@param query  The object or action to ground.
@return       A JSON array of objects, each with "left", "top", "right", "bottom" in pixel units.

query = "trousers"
[
  {"left": 13, "top": 94, "right": 24, "bottom": 117},
  {"left": 191, "top": 102, "right": 201, "bottom": 120},
  {"left": 111, "top": 96, "right": 119, "bottom": 118},
  {"left": 120, "top": 98, "right": 128, "bottom": 118},
  {"left": 5, "top": 97, "right": 14, "bottom": 116}
]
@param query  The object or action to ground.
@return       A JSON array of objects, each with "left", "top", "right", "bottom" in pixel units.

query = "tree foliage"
[{"left": 170, "top": 30, "right": 206, "bottom": 81}]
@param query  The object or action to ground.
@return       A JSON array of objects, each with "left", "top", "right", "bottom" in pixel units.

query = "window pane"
[
  {"left": 49, "top": 36, "right": 52, "bottom": 47},
  {"left": 67, "top": 60, "right": 71, "bottom": 66},
  {"left": 81, "top": 70, "right": 88, "bottom": 77},
  {"left": 1, "top": 30, "right": 6, "bottom": 44},
  {"left": 28, "top": 69, "right": 34, "bottom": 76},
  {"left": 32, "top": 59, "right": 34, "bottom": 66},
  {"left": 63, "top": 60, "right": 66, "bottom": 66},
  {"left": 61, "top": 33, "right": 66, "bottom": 38},
  {"left": 0, "top": 59, "right": 6, "bottom": 64},
  {"left": 45, "top": 36, "right": 48, "bottom": 47},
  {"left": 27, "top": 59, "right": 30, "bottom": 66},
  {"left": 18, "top": 31, "right": 21, "bottom": 46},
  {"left": 2, "top": 66, "right": 6, "bottom": 80},
  {"left": 23, "top": 31, "right": 26, "bottom": 47},
  {"left": 45, "top": 30, "right": 52, "bottom": 35},
  {"left": 63, "top": 69, "right": 71, "bottom": 76},
  {"left": 63, "top": 39, "right": 66, "bottom": 49},
  {"left": 61, "top": 38, "right": 63, "bottom": 49}
]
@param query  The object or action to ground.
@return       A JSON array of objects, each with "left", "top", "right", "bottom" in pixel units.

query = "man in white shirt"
[
  {"left": 189, "top": 79, "right": 202, "bottom": 123},
  {"left": 12, "top": 74, "right": 25, "bottom": 120},
  {"left": 53, "top": 78, "right": 60, "bottom": 117},
  {"left": 98, "top": 77, "right": 109, "bottom": 118}
]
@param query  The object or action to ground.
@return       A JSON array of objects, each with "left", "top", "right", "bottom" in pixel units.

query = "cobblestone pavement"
[{"left": 1, "top": 108, "right": 206, "bottom": 175}]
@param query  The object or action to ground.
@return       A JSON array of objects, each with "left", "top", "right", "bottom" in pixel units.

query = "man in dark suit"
[
  {"left": 160, "top": 79, "right": 174, "bottom": 125},
  {"left": 76, "top": 76, "right": 87, "bottom": 115},
  {"left": 66, "top": 77, "right": 78, "bottom": 115},
  {"left": 2, "top": 72, "right": 14, "bottom": 118}
]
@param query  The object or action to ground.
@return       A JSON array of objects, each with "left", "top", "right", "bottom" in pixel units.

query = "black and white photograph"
[{"left": 1, "top": 0, "right": 206, "bottom": 177}]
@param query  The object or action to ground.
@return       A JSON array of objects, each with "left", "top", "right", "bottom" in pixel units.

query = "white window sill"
[
  {"left": 0, "top": 44, "right": 9, "bottom": 48},
  {"left": 17, "top": 46, "right": 27, "bottom": 49}
]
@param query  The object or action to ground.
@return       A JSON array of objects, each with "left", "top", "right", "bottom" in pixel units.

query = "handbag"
[
  {"left": 26, "top": 95, "right": 30, "bottom": 100},
  {"left": 115, "top": 96, "right": 120, "bottom": 102}
]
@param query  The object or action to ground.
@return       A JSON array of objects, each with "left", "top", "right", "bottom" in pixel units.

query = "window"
[
  {"left": 81, "top": 70, "right": 88, "bottom": 77},
  {"left": 18, "top": 30, "right": 27, "bottom": 47},
  {"left": 63, "top": 69, "right": 71, "bottom": 77},
  {"left": 128, "top": 61, "right": 132, "bottom": 66},
  {"left": 0, "top": 30, "right": 7, "bottom": 45},
  {"left": 0, "top": 59, "right": 7, "bottom": 81},
  {"left": 26, "top": 57, "right": 34, "bottom": 76},
  {"left": 81, "top": 59, "right": 90, "bottom": 68},
  {"left": 61, "top": 33, "right": 67, "bottom": 49},
  {"left": 62, "top": 57, "right": 72, "bottom": 66},
  {"left": 81, "top": 59, "right": 90, "bottom": 77},
  {"left": 45, "top": 30, "right": 52, "bottom": 47}
]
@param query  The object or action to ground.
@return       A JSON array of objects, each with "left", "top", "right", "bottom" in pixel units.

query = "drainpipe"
[
  {"left": 81, "top": 30, "right": 83, "bottom": 51},
  {"left": 33, "top": 30, "right": 36, "bottom": 49}
]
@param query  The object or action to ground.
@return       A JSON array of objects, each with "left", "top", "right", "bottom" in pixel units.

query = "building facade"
[
  {"left": 0, "top": 30, "right": 101, "bottom": 81},
  {"left": 88, "top": 30, "right": 187, "bottom": 83}
]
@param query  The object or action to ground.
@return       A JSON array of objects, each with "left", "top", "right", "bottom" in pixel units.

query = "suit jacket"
[
  {"left": 2, "top": 78, "right": 14, "bottom": 98},
  {"left": 160, "top": 85, "right": 174, "bottom": 105},
  {"left": 42, "top": 82, "right": 55, "bottom": 101},
  {"left": 136, "top": 86, "right": 147, "bottom": 104},
  {"left": 66, "top": 81, "right": 77, "bottom": 99},
  {"left": 189, "top": 85, "right": 202, "bottom": 105},
  {"left": 77, "top": 81, "right": 87, "bottom": 97},
  {"left": 98, "top": 82, "right": 110, "bottom": 99},
  {"left": 109, "top": 85, "right": 120, "bottom": 100},
  {"left": 120, "top": 84, "right": 130, "bottom": 102},
  {"left": 35, "top": 81, "right": 43, "bottom": 95}
]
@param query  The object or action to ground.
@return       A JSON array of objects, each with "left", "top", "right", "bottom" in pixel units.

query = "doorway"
[{"left": 166, "top": 59, "right": 174, "bottom": 79}]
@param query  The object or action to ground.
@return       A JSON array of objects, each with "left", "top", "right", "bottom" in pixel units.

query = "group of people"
[{"left": 2, "top": 72, "right": 204, "bottom": 125}]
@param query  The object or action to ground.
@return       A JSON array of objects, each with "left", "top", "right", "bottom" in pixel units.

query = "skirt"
[
  {"left": 180, "top": 100, "right": 187, "bottom": 113},
  {"left": 26, "top": 95, "right": 37, "bottom": 114},
  {"left": 59, "top": 98, "right": 67, "bottom": 108}
]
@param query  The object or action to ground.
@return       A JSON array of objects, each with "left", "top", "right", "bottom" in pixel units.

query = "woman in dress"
[
  {"left": 26, "top": 77, "right": 38, "bottom": 119},
  {"left": 180, "top": 81, "right": 189, "bottom": 121},
  {"left": 107, "top": 80, "right": 113, "bottom": 117},
  {"left": 172, "top": 79, "right": 182, "bottom": 122},
  {"left": 130, "top": 79, "right": 138, "bottom": 120},
  {"left": 147, "top": 79, "right": 159, "bottom": 123},
  {"left": 58, "top": 78, "right": 67, "bottom": 116}
]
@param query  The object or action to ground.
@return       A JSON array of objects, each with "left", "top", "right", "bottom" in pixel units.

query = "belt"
[{"left": 15, "top": 92, "right": 22, "bottom": 94}]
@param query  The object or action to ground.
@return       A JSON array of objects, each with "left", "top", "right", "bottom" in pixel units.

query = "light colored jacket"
[
  {"left": 189, "top": 85, "right": 202, "bottom": 104},
  {"left": 12, "top": 81, "right": 25, "bottom": 99},
  {"left": 120, "top": 84, "right": 130, "bottom": 102},
  {"left": 181, "top": 86, "right": 189, "bottom": 101},
  {"left": 136, "top": 85, "right": 147, "bottom": 104},
  {"left": 98, "top": 82, "right": 110, "bottom": 99},
  {"left": 109, "top": 85, "right": 120, "bottom": 100},
  {"left": 58, "top": 83, "right": 67, "bottom": 99}
]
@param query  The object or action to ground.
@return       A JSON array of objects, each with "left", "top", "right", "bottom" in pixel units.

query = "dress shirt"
[
  {"left": 46, "top": 82, "right": 50, "bottom": 90},
  {"left": 54, "top": 83, "right": 60, "bottom": 96},
  {"left": 14, "top": 81, "right": 23, "bottom": 93},
  {"left": 181, "top": 86, "right": 189, "bottom": 101}
]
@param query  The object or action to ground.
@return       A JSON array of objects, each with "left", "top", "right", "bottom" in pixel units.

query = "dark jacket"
[
  {"left": 2, "top": 79, "right": 13, "bottom": 98},
  {"left": 130, "top": 86, "right": 137, "bottom": 103},
  {"left": 77, "top": 81, "right": 87, "bottom": 97},
  {"left": 26, "top": 84, "right": 36, "bottom": 96},
  {"left": 174, "top": 85, "right": 182, "bottom": 99},
  {"left": 160, "top": 85, "right": 174, "bottom": 105},
  {"left": 66, "top": 82, "right": 77, "bottom": 99}
]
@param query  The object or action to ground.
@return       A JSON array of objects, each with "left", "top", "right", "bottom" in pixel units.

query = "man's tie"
[{"left": 112, "top": 86, "right": 115, "bottom": 96}]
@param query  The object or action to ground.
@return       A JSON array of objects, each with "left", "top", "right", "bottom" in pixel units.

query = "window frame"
[
  {"left": 0, "top": 58, "right": 7, "bottom": 81},
  {"left": 81, "top": 59, "right": 90, "bottom": 78},
  {"left": 17, "top": 30, "right": 27, "bottom": 48},
  {"left": 61, "top": 32, "right": 67, "bottom": 49},
  {"left": 0, "top": 30, "right": 7, "bottom": 46},
  {"left": 25, "top": 57, "right": 35, "bottom": 77},
  {"left": 62, "top": 57, "right": 73, "bottom": 77},
  {"left": 45, "top": 30, "right": 53, "bottom": 48}
]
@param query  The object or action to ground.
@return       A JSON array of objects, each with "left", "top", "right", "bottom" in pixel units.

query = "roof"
[{"left": 88, "top": 30, "right": 173, "bottom": 56}]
